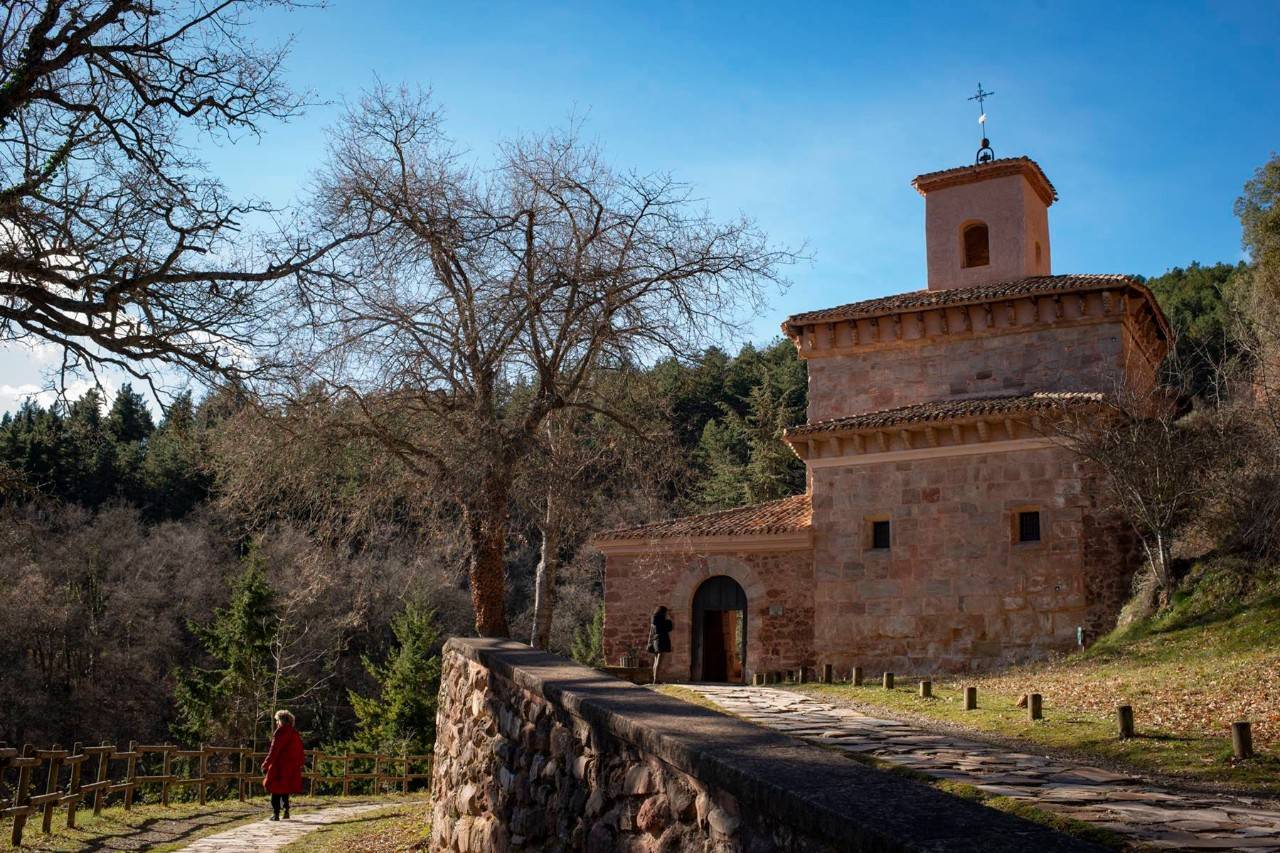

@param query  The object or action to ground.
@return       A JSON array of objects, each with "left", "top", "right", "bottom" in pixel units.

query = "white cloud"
[{"left": 0, "top": 378, "right": 120, "bottom": 416}]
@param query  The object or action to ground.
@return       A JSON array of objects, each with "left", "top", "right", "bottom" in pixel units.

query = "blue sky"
[{"left": 4, "top": 0, "right": 1279, "bottom": 411}]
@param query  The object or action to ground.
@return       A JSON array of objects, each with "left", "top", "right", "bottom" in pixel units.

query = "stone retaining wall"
[{"left": 430, "top": 638, "right": 1103, "bottom": 852}]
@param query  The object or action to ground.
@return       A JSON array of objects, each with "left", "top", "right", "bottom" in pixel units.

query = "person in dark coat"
[
  {"left": 262, "top": 710, "right": 304, "bottom": 820},
  {"left": 647, "top": 606, "right": 673, "bottom": 684}
]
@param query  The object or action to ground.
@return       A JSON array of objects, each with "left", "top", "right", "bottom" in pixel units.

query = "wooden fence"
[{"left": 0, "top": 742, "right": 432, "bottom": 847}]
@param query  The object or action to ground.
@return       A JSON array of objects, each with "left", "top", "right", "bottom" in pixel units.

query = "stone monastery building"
[{"left": 594, "top": 154, "right": 1172, "bottom": 682}]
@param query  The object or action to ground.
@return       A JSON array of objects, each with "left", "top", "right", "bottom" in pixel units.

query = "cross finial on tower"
[{"left": 968, "top": 83, "right": 996, "bottom": 164}]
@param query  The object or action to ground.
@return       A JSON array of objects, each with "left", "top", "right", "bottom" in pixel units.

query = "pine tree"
[
  {"left": 173, "top": 544, "right": 279, "bottom": 746},
  {"left": 570, "top": 606, "right": 605, "bottom": 667},
  {"left": 347, "top": 601, "right": 441, "bottom": 754},
  {"left": 105, "top": 384, "right": 155, "bottom": 444},
  {"left": 143, "top": 392, "right": 211, "bottom": 519}
]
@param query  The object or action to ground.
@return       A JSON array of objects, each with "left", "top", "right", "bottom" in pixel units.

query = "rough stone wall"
[
  {"left": 602, "top": 549, "right": 814, "bottom": 682},
  {"left": 430, "top": 639, "right": 1104, "bottom": 853},
  {"left": 806, "top": 314, "right": 1133, "bottom": 422},
  {"left": 430, "top": 644, "right": 839, "bottom": 852},
  {"left": 809, "top": 443, "right": 1140, "bottom": 673}
]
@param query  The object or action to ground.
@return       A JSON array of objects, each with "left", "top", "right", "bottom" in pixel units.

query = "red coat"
[{"left": 262, "top": 724, "right": 305, "bottom": 795}]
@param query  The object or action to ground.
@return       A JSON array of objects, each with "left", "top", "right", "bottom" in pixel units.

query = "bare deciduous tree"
[
  {"left": 287, "top": 86, "right": 793, "bottom": 636},
  {"left": 521, "top": 376, "right": 679, "bottom": 650},
  {"left": 0, "top": 0, "right": 351, "bottom": 391},
  {"left": 1054, "top": 382, "right": 1219, "bottom": 608}
]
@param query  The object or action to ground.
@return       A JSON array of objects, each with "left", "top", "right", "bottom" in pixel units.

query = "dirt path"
[
  {"left": 176, "top": 803, "right": 390, "bottom": 852},
  {"left": 691, "top": 684, "right": 1280, "bottom": 851}
]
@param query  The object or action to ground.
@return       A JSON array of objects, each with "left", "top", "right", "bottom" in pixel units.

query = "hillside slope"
[{"left": 801, "top": 558, "right": 1280, "bottom": 793}]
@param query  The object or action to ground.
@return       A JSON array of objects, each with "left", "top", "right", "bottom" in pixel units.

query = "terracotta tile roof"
[
  {"left": 912, "top": 156, "right": 1058, "bottom": 205},
  {"left": 783, "top": 274, "right": 1145, "bottom": 331},
  {"left": 595, "top": 494, "right": 811, "bottom": 541},
  {"left": 785, "top": 392, "right": 1104, "bottom": 438}
]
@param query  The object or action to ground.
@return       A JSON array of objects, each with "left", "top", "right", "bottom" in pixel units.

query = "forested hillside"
[{"left": 0, "top": 339, "right": 806, "bottom": 750}]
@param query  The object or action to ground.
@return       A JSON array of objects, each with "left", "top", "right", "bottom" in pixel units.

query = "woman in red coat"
[{"left": 262, "top": 710, "right": 304, "bottom": 820}]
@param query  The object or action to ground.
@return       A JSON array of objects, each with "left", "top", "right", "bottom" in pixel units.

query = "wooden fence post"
[
  {"left": 198, "top": 745, "right": 208, "bottom": 806},
  {"left": 237, "top": 746, "right": 247, "bottom": 802},
  {"left": 964, "top": 686, "right": 978, "bottom": 710},
  {"left": 342, "top": 754, "right": 351, "bottom": 797},
  {"left": 1232, "top": 721, "right": 1254, "bottom": 759},
  {"left": 92, "top": 742, "right": 110, "bottom": 816},
  {"left": 10, "top": 744, "right": 35, "bottom": 847},
  {"left": 822, "top": 663, "right": 834, "bottom": 684},
  {"left": 402, "top": 751, "right": 410, "bottom": 795},
  {"left": 309, "top": 751, "right": 321, "bottom": 797},
  {"left": 1117, "top": 705, "right": 1135, "bottom": 739},
  {"left": 66, "top": 742, "right": 84, "bottom": 829},
  {"left": 852, "top": 666, "right": 863, "bottom": 686},
  {"left": 123, "top": 741, "right": 138, "bottom": 811},
  {"left": 882, "top": 672, "right": 894, "bottom": 689},
  {"left": 1028, "top": 693, "right": 1043, "bottom": 721},
  {"left": 41, "top": 744, "right": 64, "bottom": 834},
  {"left": 160, "top": 746, "right": 173, "bottom": 807},
  {"left": 919, "top": 680, "right": 932, "bottom": 698}
]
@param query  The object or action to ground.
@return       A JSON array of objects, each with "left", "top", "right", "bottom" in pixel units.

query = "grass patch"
[
  {"left": 654, "top": 684, "right": 733, "bottom": 714},
  {"left": 3, "top": 796, "right": 404, "bottom": 852},
  {"left": 279, "top": 799, "right": 431, "bottom": 853}
]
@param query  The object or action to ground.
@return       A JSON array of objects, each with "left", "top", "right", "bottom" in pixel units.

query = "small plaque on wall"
[{"left": 769, "top": 604, "right": 785, "bottom": 617}]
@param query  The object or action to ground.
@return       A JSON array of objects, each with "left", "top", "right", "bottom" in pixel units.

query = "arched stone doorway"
[{"left": 691, "top": 575, "right": 747, "bottom": 683}]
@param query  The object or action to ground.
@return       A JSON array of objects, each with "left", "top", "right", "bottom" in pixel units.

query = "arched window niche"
[{"left": 961, "top": 221, "right": 990, "bottom": 269}]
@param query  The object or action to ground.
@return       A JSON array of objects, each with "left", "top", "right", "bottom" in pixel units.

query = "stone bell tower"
[{"left": 913, "top": 156, "right": 1057, "bottom": 291}]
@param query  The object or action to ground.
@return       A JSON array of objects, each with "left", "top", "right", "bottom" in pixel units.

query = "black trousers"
[{"left": 271, "top": 793, "right": 290, "bottom": 816}]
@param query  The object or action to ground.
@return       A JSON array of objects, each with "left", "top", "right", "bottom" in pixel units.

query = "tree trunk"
[
  {"left": 1144, "top": 533, "right": 1175, "bottom": 609},
  {"left": 465, "top": 471, "right": 512, "bottom": 638},
  {"left": 531, "top": 495, "right": 559, "bottom": 650}
]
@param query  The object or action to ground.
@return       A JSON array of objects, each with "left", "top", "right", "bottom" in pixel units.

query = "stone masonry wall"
[
  {"left": 806, "top": 314, "right": 1135, "bottom": 422},
  {"left": 810, "top": 443, "right": 1141, "bottom": 673},
  {"left": 430, "top": 638, "right": 1103, "bottom": 852},
  {"left": 602, "top": 549, "right": 814, "bottom": 682}
]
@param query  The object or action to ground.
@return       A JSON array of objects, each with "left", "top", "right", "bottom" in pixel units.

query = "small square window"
[
  {"left": 1017, "top": 510, "right": 1041, "bottom": 543},
  {"left": 871, "top": 519, "right": 892, "bottom": 550}
]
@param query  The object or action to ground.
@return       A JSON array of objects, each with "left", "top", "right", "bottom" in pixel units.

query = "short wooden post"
[
  {"left": 402, "top": 751, "right": 410, "bottom": 795},
  {"left": 964, "top": 686, "right": 977, "bottom": 710},
  {"left": 123, "top": 741, "right": 138, "bottom": 811},
  {"left": 66, "top": 742, "right": 84, "bottom": 829},
  {"left": 309, "top": 750, "right": 321, "bottom": 797},
  {"left": 1116, "top": 705, "right": 1135, "bottom": 739},
  {"left": 822, "top": 663, "right": 834, "bottom": 684},
  {"left": 161, "top": 746, "right": 172, "bottom": 807},
  {"left": 852, "top": 666, "right": 863, "bottom": 686},
  {"left": 237, "top": 746, "right": 247, "bottom": 802},
  {"left": 1232, "top": 721, "right": 1254, "bottom": 759},
  {"left": 1028, "top": 693, "right": 1043, "bottom": 720},
  {"left": 92, "top": 743, "right": 110, "bottom": 816},
  {"left": 373, "top": 754, "right": 382, "bottom": 795},
  {"left": 919, "top": 680, "right": 932, "bottom": 698},
  {"left": 198, "top": 745, "right": 208, "bottom": 805},
  {"left": 41, "top": 744, "right": 63, "bottom": 834},
  {"left": 882, "top": 672, "right": 894, "bottom": 689},
  {"left": 12, "top": 744, "right": 35, "bottom": 847},
  {"left": 798, "top": 667, "right": 808, "bottom": 684},
  {"left": 342, "top": 754, "right": 351, "bottom": 796}
]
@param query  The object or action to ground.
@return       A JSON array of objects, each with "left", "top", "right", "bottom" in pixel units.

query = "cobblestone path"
[
  {"left": 178, "top": 802, "right": 390, "bottom": 852},
  {"left": 690, "top": 684, "right": 1280, "bottom": 851}
]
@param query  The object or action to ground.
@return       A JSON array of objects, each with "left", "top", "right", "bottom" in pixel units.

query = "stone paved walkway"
[
  {"left": 178, "top": 802, "right": 391, "bottom": 852},
  {"left": 689, "top": 684, "right": 1280, "bottom": 851}
]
